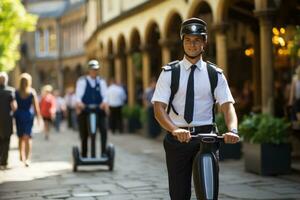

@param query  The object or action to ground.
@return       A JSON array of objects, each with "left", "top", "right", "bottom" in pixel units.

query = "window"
[
  {"left": 36, "top": 28, "right": 45, "bottom": 54},
  {"left": 49, "top": 27, "right": 57, "bottom": 53}
]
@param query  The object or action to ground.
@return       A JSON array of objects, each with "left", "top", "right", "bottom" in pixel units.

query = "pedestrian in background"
[
  {"left": 53, "top": 89, "right": 66, "bottom": 132},
  {"left": 14, "top": 73, "right": 41, "bottom": 167},
  {"left": 40, "top": 85, "right": 56, "bottom": 140},
  {"left": 0, "top": 72, "right": 17, "bottom": 170},
  {"left": 289, "top": 65, "right": 300, "bottom": 126},
  {"left": 64, "top": 87, "right": 77, "bottom": 130},
  {"left": 75, "top": 59, "right": 109, "bottom": 157},
  {"left": 107, "top": 78, "right": 127, "bottom": 134},
  {"left": 144, "top": 77, "right": 161, "bottom": 138}
]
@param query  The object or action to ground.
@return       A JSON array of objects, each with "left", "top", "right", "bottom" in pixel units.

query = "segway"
[
  {"left": 72, "top": 104, "right": 115, "bottom": 172},
  {"left": 191, "top": 133, "right": 224, "bottom": 200}
]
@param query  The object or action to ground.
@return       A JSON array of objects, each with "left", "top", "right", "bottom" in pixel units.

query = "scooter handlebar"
[
  {"left": 85, "top": 104, "right": 99, "bottom": 112},
  {"left": 190, "top": 133, "right": 224, "bottom": 143}
]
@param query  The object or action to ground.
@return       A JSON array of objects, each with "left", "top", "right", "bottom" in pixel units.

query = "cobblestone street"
[{"left": 1, "top": 125, "right": 300, "bottom": 200}]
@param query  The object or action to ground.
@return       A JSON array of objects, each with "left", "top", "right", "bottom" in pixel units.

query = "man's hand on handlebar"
[
  {"left": 171, "top": 128, "right": 191, "bottom": 143},
  {"left": 99, "top": 102, "right": 110, "bottom": 115},
  {"left": 222, "top": 132, "right": 239, "bottom": 144},
  {"left": 76, "top": 102, "right": 85, "bottom": 114}
]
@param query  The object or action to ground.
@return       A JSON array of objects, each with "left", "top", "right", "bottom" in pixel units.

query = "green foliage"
[
  {"left": 0, "top": 0, "right": 37, "bottom": 72},
  {"left": 132, "top": 52, "right": 142, "bottom": 71},
  {"left": 122, "top": 105, "right": 142, "bottom": 119},
  {"left": 239, "top": 114, "right": 290, "bottom": 144},
  {"left": 215, "top": 113, "right": 227, "bottom": 134},
  {"left": 289, "top": 26, "right": 300, "bottom": 59}
]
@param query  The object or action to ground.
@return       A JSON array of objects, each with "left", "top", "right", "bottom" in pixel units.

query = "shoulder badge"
[
  {"left": 162, "top": 60, "right": 180, "bottom": 71},
  {"left": 162, "top": 65, "right": 173, "bottom": 71}
]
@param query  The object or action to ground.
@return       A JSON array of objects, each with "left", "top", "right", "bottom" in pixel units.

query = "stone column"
[
  {"left": 141, "top": 44, "right": 151, "bottom": 92},
  {"left": 126, "top": 51, "right": 135, "bottom": 106},
  {"left": 159, "top": 39, "right": 172, "bottom": 65},
  {"left": 252, "top": 29, "right": 261, "bottom": 108},
  {"left": 100, "top": 54, "right": 109, "bottom": 79},
  {"left": 213, "top": 23, "right": 229, "bottom": 76},
  {"left": 255, "top": 10, "right": 275, "bottom": 114},
  {"left": 114, "top": 55, "right": 122, "bottom": 84}
]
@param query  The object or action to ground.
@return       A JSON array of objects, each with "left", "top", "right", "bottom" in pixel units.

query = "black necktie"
[{"left": 184, "top": 65, "right": 197, "bottom": 124}]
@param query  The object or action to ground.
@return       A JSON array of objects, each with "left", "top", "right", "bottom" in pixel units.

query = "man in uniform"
[
  {"left": 152, "top": 18, "right": 240, "bottom": 200},
  {"left": 0, "top": 72, "right": 17, "bottom": 170},
  {"left": 75, "top": 60, "right": 109, "bottom": 158}
]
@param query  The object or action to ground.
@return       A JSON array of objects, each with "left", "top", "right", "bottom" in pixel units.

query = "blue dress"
[{"left": 14, "top": 91, "right": 34, "bottom": 137}]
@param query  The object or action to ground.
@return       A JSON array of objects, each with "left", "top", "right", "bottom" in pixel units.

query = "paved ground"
[{"left": 1, "top": 124, "right": 300, "bottom": 200}]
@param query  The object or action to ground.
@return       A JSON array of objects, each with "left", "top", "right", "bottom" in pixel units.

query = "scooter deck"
[{"left": 78, "top": 157, "right": 109, "bottom": 165}]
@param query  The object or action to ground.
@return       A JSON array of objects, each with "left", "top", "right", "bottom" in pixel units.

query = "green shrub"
[
  {"left": 239, "top": 114, "right": 290, "bottom": 144},
  {"left": 122, "top": 105, "right": 142, "bottom": 119}
]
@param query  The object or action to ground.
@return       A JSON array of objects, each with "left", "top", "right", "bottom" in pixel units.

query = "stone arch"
[
  {"left": 188, "top": 1, "right": 215, "bottom": 62},
  {"left": 117, "top": 34, "right": 128, "bottom": 85},
  {"left": 107, "top": 38, "right": 115, "bottom": 79},
  {"left": 187, "top": 0, "right": 214, "bottom": 20},
  {"left": 129, "top": 28, "right": 142, "bottom": 105},
  {"left": 164, "top": 11, "right": 183, "bottom": 61},
  {"left": 130, "top": 28, "right": 141, "bottom": 52},
  {"left": 99, "top": 41, "right": 104, "bottom": 55},
  {"left": 145, "top": 20, "right": 162, "bottom": 78},
  {"left": 216, "top": 0, "right": 230, "bottom": 23}
]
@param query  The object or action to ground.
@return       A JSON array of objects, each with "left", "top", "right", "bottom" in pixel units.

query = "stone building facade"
[
  {"left": 85, "top": 0, "right": 300, "bottom": 115},
  {"left": 18, "top": 0, "right": 300, "bottom": 115},
  {"left": 19, "top": 0, "right": 86, "bottom": 92}
]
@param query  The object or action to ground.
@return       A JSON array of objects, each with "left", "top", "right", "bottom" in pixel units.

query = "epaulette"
[
  {"left": 79, "top": 76, "right": 85, "bottom": 80},
  {"left": 162, "top": 60, "right": 180, "bottom": 71},
  {"left": 162, "top": 65, "right": 172, "bottom": 71},
  {"left": 207, "top": 61, "right": 223, "bottom": 74}
]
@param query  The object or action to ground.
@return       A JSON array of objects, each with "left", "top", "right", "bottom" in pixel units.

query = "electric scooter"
[
  {"left": 191, "top": 133, "right": 224, "bottom": 200},
  {"left": 72, "top": 104, "right": 115, "bottom": 172}
]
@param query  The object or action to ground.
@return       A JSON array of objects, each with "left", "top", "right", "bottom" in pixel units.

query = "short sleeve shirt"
[{"left": 151, "top": 57, "right": 235, "bottom": 127}]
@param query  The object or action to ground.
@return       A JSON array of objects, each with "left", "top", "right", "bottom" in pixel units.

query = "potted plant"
[
  {"left": 215, "top": 113, "right": 242, "bottom": 160},
  {"left": 122, "top": 105, "right": 142, "bottom": 133},
  {"left": 239, "top": 113, "right": 291, "bottom": 175}
]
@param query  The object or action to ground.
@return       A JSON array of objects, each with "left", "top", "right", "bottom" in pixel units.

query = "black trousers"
[
  {"left": 67, "top": 107, "right": 73, "bottom": 128},
  {"left": 0, "top": 137, "right": 11, "bottom": 166},
  {"left": 78, "top": 111, "right": 107, "bottom": 157},
  {"left": 109, "top": 106, "right": 123, "bottom": 133},
  {"left": 163, "top": 125, "right": 214, "bottom": 200}
]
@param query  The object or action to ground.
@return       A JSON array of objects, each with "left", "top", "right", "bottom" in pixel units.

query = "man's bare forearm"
[
  {"left": 221, "top": 102, "right": 238, "bottom": 131},
  {"left": 153, "top": 102, "right": 177, "bottom": 133}
]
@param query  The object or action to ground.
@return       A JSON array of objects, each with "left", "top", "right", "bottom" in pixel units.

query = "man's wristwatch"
[{"left": 229, "top": 128, "right": 238, "bottom": 135}]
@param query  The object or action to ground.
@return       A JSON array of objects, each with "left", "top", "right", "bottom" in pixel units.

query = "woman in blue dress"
[{"left": 14, "top": 73, "right": 41, "bottom": 167}]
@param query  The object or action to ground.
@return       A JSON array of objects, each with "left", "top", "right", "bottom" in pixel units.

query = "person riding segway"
[
  {"left": 72, "top": 59, "right": 115, "bottom": 171},
  {"left": 152, "top": 18, "right": 239, "bottom": 200}
]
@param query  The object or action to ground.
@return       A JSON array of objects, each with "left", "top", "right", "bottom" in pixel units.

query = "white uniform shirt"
[
  {"left": 55, "top": 96, "right": 66, "bottom": 112},
  {"left": 64, "top": 93, "right": 77, "bottom": 108},
  {"left": 107, "top": 84, "right": 127, "bottom": 107},
  {"left": 75, "top": 76, "right": 107, "bottom": 104},
  {"left": 151, "top": 57, "right": 235, "bottom": 127}
]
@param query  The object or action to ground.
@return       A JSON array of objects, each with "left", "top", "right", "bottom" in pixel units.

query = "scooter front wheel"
[
  {"left": 193, "top": 151, "right": 219, "bottom": 200},
  {"left": 72, "top": 146, "right": 79, "bottom": 172},
  {"left": 106, "top": 144, "right": 115, "bottom": 171}
]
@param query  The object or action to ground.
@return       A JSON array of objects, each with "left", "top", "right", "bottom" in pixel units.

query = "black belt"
[{"left": 180, "top": 125, "right": 213, "bottom": 135}]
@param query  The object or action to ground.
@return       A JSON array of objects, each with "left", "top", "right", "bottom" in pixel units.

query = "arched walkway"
[{"left": 145, "top": 21, "right": 162, "bottom": 79}]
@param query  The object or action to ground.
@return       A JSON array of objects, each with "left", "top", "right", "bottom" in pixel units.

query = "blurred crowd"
[{"left": 0, "top": 69, "right": 163, "bottom": 169}]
